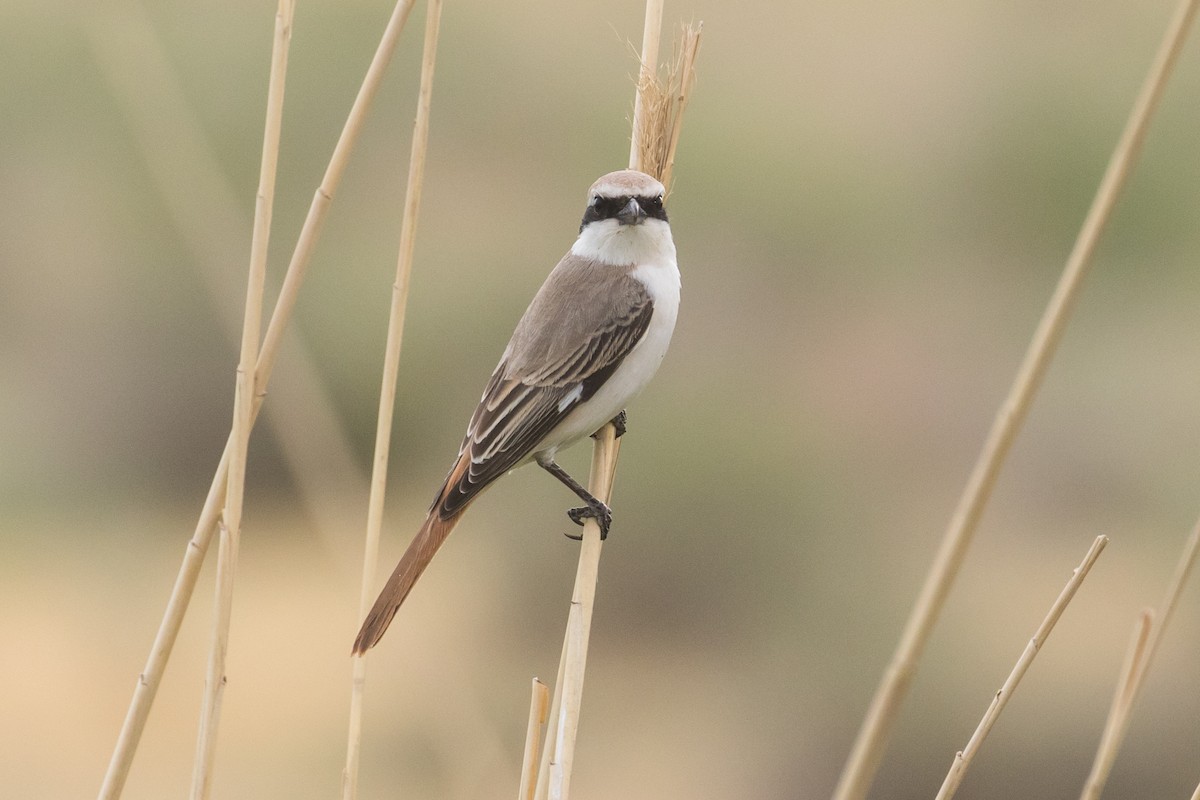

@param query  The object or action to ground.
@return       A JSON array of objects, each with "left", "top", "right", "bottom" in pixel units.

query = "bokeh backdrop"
[{"left": 4, "top": 0, "right": 1200, "bottom": 798}]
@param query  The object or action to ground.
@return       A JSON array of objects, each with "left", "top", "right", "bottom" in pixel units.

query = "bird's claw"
[
  {"left": 610, "top": 410, "right": 627, "bottom": 439},
  {"left": 563, "top": 501, "right": 612, "bottom": 540}
]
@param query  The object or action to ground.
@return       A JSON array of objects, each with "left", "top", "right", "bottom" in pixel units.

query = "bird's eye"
[{"left": 648, "top": 195, "right": 663, "bottom": 209}]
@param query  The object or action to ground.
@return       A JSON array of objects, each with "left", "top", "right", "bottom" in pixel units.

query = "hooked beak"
[{"left": 616, "top": 197, "right": 645, "bottom": 226}]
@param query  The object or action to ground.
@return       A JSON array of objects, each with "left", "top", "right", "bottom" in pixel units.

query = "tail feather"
[{"left": 352, "top": 509, "right": 463, "bottom": 655}]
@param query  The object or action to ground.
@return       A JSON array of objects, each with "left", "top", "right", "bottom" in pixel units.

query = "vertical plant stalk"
[
  {"left": 96, "top": 2, "right": 420, "bottom": 797},
  {"left": 538, "top": 427, "right": 623, "bottom": 800},
  {"left": 533, "top": 14, "right": 701, "bottom": 800},
  {"left": 832, "top": 1, "right": 1200, "bottom": 796},
  {"left": 627, "top": 0, "right": 663, "bottom": 169},
  {"left": 518, "top": 679, "right": 551, "bottom": 800},
  {"left": 341, "top": 1, "right": 442, "bottom": 797},
  {"left": 1080, "top": 518, "right": 1200, "bottom": 799},
  {"left": 188, "top": 2, "right": 294, "bottom": 798},
  {"left": 935, "top": 535, "right": 1108, "bottom": 800},
  {"left": 1079, "top": 610, "right": 1153, "bottom": 800},
  {"left": 534, "top": 0, "right": 662, "bottom": 780},
  {"left": 533, "top": 622, "right": 571, "bottom": 800}
]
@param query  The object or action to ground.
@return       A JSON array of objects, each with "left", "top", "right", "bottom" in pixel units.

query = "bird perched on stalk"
[{"left": 353, "top": 169, "right": 680, "bottom": 654}]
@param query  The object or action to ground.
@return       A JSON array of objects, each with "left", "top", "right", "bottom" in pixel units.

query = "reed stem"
[
  {"left": 341, "top": 1, "right": 442, "bottom": 797},
  {"left": 96, "top": 2, "right": 420, "bottom": 795},
  {"left": 544, "top": 428, "right": 622, "bottom": 800},
  {"left": 535, "top": 7, "right": 706, "bottom": 799},
  {"left": 934, "top": 536, "right": 1108, "bottom": 800},
  {"left": 519, "top": 679, "right": 551, "bottom": 800},
  {"left": 1080, "top": 518, "right": 1200, "bottom": 799},
  {"left": 833, "top": 1, "right": 1200, "bottom": 795},
  {"left": 188, "top": 3, "right": 294, "bottom": 797}
]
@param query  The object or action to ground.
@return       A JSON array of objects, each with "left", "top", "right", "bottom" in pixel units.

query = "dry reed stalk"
[
  {"left": 187, "top": 2, "right": 294, "bottom": 797},
  {"left": 1191, "top": 778, "right": 1200, "bottom": 800},
  {"left": 341, "top": 1, "right": 442, "bottom": 797},
  {"left": 536, "top": 426, "right": 622, "bottom": 800},
  {"left": 627, "top": 0, "right": 663, "bottom": 169},
  {"left": 934, "top": 535, "right": 1109, "bottom": 800},
  {"left": 532, "top": 16, "right": 702, "bottom": 800},
  {"left": 1080, "top": 519, "right": 1200, "bottom": 799},
  {"left": 187, "top": 513, "right": 237, "bottom": 800},
  {"left": 87, "top": 4, "right": 366, "bottom": 555},
  {"left": 832, "top": 0, "right": 1200, "bottom": 796},
  {"left": 519, "top": 679, "right": 551, "bottom": 800},
  {"left": 1079, "top": 609, "right": 1153, "bottom": 800},
  {"left": 533, "top": 621, "right": 571, "bottom": 800},
  {"left": 96, "top": 2, "right": 420, "bottom": 796}
]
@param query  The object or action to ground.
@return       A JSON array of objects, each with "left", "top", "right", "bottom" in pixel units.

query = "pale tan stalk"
[
  {"left": 519, "top": 679, "right": 551, "bottom": 800},
  {"left": 1080, "top": 518, "right": 1200, "bottom": 799},
  {"left": 832, "top": 1, "right": 1200, "bottom": 796},
  {"left": 1140, "top": 520, "right": 1200, "bottom": 687},
  {"left": 534, "top": 10, "right": 701, "bottom": 799},
  {"left": 545, "top": 427, "right": 622, "bottom": 800},
  {"left": 1190, "top": 778, "right": 1200, "bottom": 800},
  {"left": 935, "top": 536, "right": 1108, "bottom": 800},
  {"left": 88, "top": 3, "right": 366, "bottom": 555},
  {"left": 534, "top": 627, "right": 570, "bottom": 800},
  {"left": 96, "top": 2, "right": 420, "bottom": 797},
  {"left": 188, "top": 517, "right": 237, "bottom": 800},
  {"left": 187, "top": 3, "right": 294, "bottom": 798},
  {"left": 342, "top": 1, "right": 442, "bottom": 797},
  {"left": 539, "top": 5, "right": 659, "bottom": 793},
  {"left": 628, "top": 0, "right": 663, "bottom": 169},
  {"left": 1080, "top": 610, "right": 1153, "bottom": 800}
]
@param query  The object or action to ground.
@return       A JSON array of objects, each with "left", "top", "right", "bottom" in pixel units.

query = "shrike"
[{"left": 353, "top": 169, "right": 680, "bottom": 654}]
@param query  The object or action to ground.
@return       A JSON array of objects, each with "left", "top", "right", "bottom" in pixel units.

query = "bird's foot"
[
  {"left": 611, "top": 409, "right": 627, "bottom": 438},
  {"left": 563, "top": 500, "right": 612, "bottom": 541},
  {"left": 592, "top": 409, "right": 627, "bottom": 440}
]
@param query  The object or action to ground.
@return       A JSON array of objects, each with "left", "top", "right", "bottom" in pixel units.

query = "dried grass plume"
[{"left": 632, "top": 22, "right": 702, "bottom": 191}]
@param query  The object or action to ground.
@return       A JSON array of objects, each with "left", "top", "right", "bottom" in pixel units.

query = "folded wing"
[{"left": 434, "top": 273, "right": 653, "bottom": 518}]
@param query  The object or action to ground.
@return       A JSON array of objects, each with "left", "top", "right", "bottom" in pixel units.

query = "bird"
[{"left": 352, "top": 168, "right": 680, "bottom": 655}]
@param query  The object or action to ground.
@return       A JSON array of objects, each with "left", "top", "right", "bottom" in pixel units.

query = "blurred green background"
[{"left": 4, "top": 0, "right": 1200, "bottom": 797}]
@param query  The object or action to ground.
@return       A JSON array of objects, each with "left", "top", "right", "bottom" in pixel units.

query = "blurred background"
[{"left": 4, "top": 0, "right": 1200, "bottom": 797}]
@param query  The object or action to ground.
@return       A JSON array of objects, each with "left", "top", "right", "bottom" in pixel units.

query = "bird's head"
[{"left": 572, "top": 170, "right": 675, "bottom": 266}]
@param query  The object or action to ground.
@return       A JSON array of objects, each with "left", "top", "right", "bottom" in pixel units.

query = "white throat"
[{"left": 570, "top": 218, "right": 676, "bottom": 267}]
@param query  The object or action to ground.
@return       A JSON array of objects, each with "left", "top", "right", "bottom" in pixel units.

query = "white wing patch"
[{"left": 556, "top": 383, "right": 583, "bottom": 413}]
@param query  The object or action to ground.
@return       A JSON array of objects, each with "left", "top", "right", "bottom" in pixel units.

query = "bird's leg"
[
  {"left": 592, "top": 409, "right": 627, "bottom": 439},
  {"left": 536, "top": 456, "right": 612, "bottom": 540}
]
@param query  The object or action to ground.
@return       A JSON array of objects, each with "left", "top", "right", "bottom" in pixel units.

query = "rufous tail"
[{"left": 352, "top": 508, "right": 464, "bottom": 655}]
